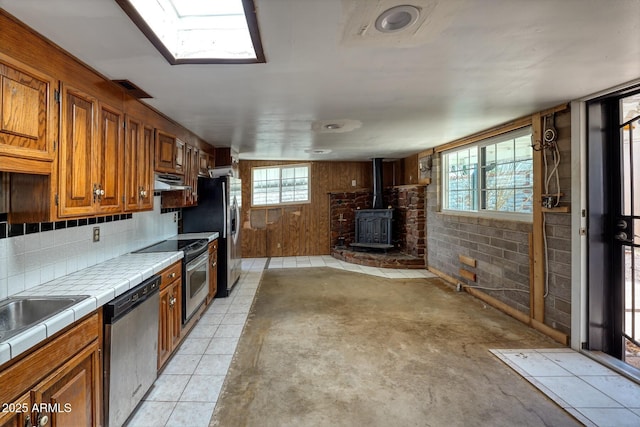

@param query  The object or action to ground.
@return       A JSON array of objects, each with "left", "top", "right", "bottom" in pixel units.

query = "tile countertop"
[
  {"left": 1, "top": 251, "right": 183, "bottom": 365},
  {"left": 0, "top": 231, "right": 220, "bottom": 366}
]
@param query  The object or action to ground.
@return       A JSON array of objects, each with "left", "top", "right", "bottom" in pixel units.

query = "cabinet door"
[
  {"left": 139, "top": 126, "right": 154, "bottom": 210},
  {"left": 183, "top": 144, "right": 193, "bottom": 206},
  {"left": 190, "top": 147, "right": 199, "bottom": 204},
  {"left": 124, "top": 118, "right": 153, "bottom": 211},
  {"left": 158, "top": 285, "right": 172, "bottom": 369},
  {"left": 175, "top": 139, "right": 185, "bottom": 175},
  {"left": 0, "top": 393, "right": 31, "bottom": 427},
  {"left": 208, "top": 240, "right": 218, "bottom": 303},
  {"left": 154, "top": 130, "right": 176, "bottom": 173},
  {"left": 158, "top": 279, "right": 182, "bottom": 369},
  {"left": 198, "top": 151, "right": 210, "bottom": 176},
  {"left": 58, "top": 85, "right": 96, "bottom": 217},
  {"left": 124, "top": 116, "right": 141, "bottom": 211},
  {"left": 170, "top": 280, "right": 182, "bottom": 349},
  {"left": 95, "top": 103, "right": 123, "bottom": 213},
  {"left": 0, "top": 54, "right": 56, "bottom": 163},
  {"left": 183, "top": 144, "right": 198, "bottom": 206},
  {"left": 31, "top": 341, "right": 100, "bottom": 427}
]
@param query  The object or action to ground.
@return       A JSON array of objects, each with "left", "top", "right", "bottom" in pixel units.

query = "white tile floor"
[
  {"left": 127, "top": 257, "right": 640, "bottom": 427},
  {"left": 491, "top": 348, "right": 640, "bottom": 427},
  {"left": 125, "top": 258, "right": 267, "bottom": 427}
]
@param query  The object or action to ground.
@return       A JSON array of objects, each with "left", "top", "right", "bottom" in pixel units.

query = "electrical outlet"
[
  {"left": 351, "top": 179, "right": 357, "bottom": 187},
  {"left": 277, "top": 243, "right": 281, "bottom": 248},
  {"left": 542, "top": 196, "right": 556, "bottom": 209},
  {"left": 92, "top": 227, "right": 100, "bottom": 242},
  {"left": 173, "top": 212, "right": 178, "bottom": 223}
]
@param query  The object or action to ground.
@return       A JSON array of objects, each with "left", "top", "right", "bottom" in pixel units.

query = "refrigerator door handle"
[{"left": 222, "top": 181, "right": 227, "bottom": 238}]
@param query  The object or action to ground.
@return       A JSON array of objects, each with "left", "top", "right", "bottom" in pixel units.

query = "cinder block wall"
[{"left": 426, "top": 110, "right": 572, "bottom": 335}]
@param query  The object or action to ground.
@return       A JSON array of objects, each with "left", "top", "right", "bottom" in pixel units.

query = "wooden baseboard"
[{"left": 427, "top": 266, "right": 569, "bottom": 345}]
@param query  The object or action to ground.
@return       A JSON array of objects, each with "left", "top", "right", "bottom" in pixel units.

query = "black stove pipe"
[{"left": 372, "top": 158, "right": 384, "bottom": 209}]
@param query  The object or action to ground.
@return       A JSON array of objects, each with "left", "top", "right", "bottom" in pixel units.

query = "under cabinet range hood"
[{"left": 154, "top": 173, "right": 191, "bottom": 191}]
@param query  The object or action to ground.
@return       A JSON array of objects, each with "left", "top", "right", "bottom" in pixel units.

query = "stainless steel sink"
[{"left": 0, "top": 295, "right": 89, "bottom": 342}]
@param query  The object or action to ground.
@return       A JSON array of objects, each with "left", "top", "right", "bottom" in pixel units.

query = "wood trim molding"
[
  {"left": 435, "top": 116, "right": 532, "bottom": 153},
  {"left": 434, "top": 103, "right": 569, "bottom": 153},
  {"left": 427, "top": 266, "right": 569, "bottom": 345},
  {"left": 531, "top": 112, "right": 545, "bottom": 322}
]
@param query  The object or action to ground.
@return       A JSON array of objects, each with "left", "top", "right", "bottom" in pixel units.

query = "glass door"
[{"left": 587, "top": 90, "right": 640, "bottom": 370}]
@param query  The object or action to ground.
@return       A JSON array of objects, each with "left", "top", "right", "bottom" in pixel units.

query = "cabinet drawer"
[{"left": 159, "top": 262, "right": 182, "bottom": 289}]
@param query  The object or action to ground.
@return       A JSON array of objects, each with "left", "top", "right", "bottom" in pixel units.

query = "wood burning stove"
[
  {"left": 350, "top": 157, "right": 394, "bottom": 250},
  {"left": 352, "top": 208, "right": 393, "bottom": 250}
]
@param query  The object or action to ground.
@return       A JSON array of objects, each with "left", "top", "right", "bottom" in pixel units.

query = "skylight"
[{"left": 116, "top": 0, "right": 265, "bottom": 64}]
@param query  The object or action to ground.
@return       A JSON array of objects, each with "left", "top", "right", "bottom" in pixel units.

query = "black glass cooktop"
[{"left": 133, "top": 239, "right": 207, "bottom": 257}]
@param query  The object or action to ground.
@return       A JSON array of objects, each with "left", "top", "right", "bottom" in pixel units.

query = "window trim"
[
  {"left": 441, "top": 126, "right": 533, "bottom": 221},
  {"left": 251, "top": 163, "right": 311, "bottom": 207}
]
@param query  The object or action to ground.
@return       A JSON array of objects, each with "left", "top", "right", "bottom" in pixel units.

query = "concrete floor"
[{"left": 212, "top": 267, "right": 580, "bottom": 427}]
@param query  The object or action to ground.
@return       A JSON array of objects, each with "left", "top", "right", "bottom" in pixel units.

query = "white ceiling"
[{"left": 1, "top": 0, "right": 640, "bottom": 161}]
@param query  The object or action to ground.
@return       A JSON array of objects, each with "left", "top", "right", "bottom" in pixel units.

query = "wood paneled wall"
[
  {"left": 240, "top": 161, "right": 374, "bottom": 257},
  {"left": 240, "top": 157, "right": 422, "bottom": 257}
]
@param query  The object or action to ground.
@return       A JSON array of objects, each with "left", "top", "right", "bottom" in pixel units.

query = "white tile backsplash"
[{"left": 1, "top": 196, "right": 178, "bottom": 298}]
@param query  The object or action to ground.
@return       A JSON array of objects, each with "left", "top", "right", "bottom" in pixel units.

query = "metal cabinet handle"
[
  {"left": 24, "top": 415, "right": 32, "bottom": 427},
  {"left": 211, "top": 261, "right": 217, "bottom": 268},
  {"left": 169, "top": 296, "right": 176, "bottom": 308},
  {"left": 169, "top": 272, "right": 176, "bottom": 279},
  {"left": 37, "top": 414, "right": 48, "bottom": 426}
]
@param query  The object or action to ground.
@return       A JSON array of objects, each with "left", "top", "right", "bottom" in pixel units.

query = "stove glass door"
[{"left": 184, "top": 251, "right": 209, "bottom": 323}]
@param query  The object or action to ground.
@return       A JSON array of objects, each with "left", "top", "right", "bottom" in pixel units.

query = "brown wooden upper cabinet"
[
  {"left": 58, "top": 84, "right": 124, "bottom": 217},
  {"left": 184, "top": 143, "right": 198, "bottom": 206},
  {"left": 198, "top": 151, "right": 212, "bottom": 176},
  {"left": 154, "top": 130, "right": 176, "bottom": 173},
  {"left": 0, "top": 53, "right": 57, "bottom": 174},
  {"left": 95, "top": 102, "right": 124, "bottom": 213},
  {"left": 175, "top": 138, "right": 185, "bottom": 174},
  {"left": 154, "top": 130, "right": 186, "bottom": 176},
  {"left": 124, "top": 116, "right": 153, "bottom": 212}
]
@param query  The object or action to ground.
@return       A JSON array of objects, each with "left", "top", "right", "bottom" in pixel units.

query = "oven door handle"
[{"left": 186, "top": 252, "right": 209, "bottom": 272}]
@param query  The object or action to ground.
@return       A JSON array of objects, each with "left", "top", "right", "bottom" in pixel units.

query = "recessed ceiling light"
[
  {"left": 311, "top": 119, "right": 362, "bottom": 133},
  {"left": 375, "top": 5, "right": 420, "bottom": 33}
]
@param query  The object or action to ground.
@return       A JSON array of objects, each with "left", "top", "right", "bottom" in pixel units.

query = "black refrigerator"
[{"left": 182, "top": 174, "right": 242, "bottom": 297}]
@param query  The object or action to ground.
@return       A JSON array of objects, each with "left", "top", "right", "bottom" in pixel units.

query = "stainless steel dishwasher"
[{"left": 103, "top": 275, "right": 161, "bottom": 427}]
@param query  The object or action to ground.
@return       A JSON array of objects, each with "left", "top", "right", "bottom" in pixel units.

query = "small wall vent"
[{"left": 112, "top": 79, "right": 152, "bottom": 99}]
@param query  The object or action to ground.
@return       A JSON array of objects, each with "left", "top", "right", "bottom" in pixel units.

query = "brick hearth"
[
  {"left": 329, "top": 185, "right": 426, "bottom": 269},
  {"left": 331, "top": 247, "right": 425, "bottom": 269}
]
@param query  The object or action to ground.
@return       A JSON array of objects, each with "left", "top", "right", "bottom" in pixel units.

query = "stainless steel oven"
[
  {"left": 183, "top": 249, "right": 209, "bottom": 323},
  {"left": 132, "top": 238, "right": 209, "bottom": 324}
]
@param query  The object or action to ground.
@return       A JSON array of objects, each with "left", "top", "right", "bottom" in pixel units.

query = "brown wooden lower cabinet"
[
  {"left": 158, "top": 261, "right": 183, "bottom": 370},
  {"left": 207, "top": 239, "right": 218, "bottom": 304},
  {"left": 0, "top": 393, "right": 30, "bottom": 427},
  {"left": 31, "top": 340, "right": 100, "bottom": 427},
  {"left": 0, "top": 312, "right": 102, "bottom": 427}
]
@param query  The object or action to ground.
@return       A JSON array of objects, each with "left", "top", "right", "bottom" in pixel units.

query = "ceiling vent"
[{"left": 112, "top": 79, "right": 153, "bottom": 99}]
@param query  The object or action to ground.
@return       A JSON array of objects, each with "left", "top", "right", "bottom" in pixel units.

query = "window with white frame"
[
  {"left": 442, "top": 127, "right": 533, "bottom": 216},
  {"left": 252, "top": 164, "right": 310, "bottom": 206}
]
